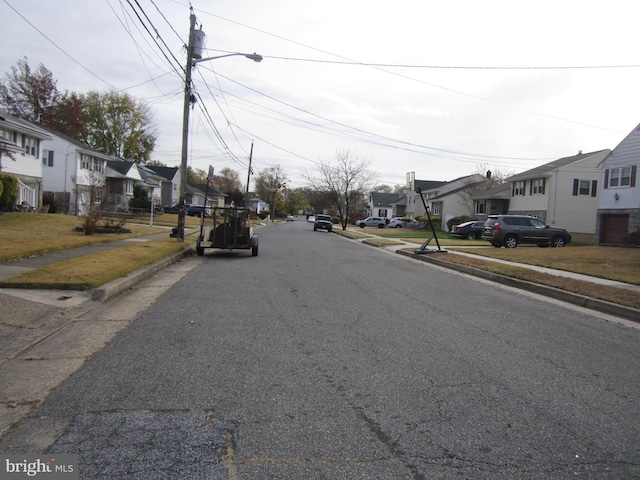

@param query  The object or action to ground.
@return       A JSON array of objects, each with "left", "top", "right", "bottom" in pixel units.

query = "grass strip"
[
  {"left": 0, "top": 238, "right": 192, "bottom": 290},
  {"left": 422, "top": 251, "right": 640, "bottom": 310}
]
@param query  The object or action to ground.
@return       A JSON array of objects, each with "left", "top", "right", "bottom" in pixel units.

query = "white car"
[{"left": 307, "top": 215, "right": 315, "bottom": 223}]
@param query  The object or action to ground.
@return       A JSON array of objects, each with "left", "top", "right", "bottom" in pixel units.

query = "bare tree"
[
  {"left": 0, "top": 57, "right": 58, "bottom": 122},
  {"left": 73, "top": 169, "right": 108, "bottom": 235},
  {"left": 306, "top": 150, "right": 378, "bottom": 230},
  {"left": 255, "top": 165, "right": 287, "bottom": 220}
]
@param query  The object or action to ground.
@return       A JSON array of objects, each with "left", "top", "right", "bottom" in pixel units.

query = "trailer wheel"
[
  {"left": 196, "top": 238, "right": 204, "bottom": 256},
  {"left": 252, "top": 245, "right": 258, "bottom": 256}
]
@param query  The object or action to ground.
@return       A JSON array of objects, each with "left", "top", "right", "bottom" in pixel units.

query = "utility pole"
[{"left": 175, "top": 12, "right": 197, "bottom": 243}]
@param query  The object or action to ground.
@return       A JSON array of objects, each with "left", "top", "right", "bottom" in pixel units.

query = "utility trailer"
[{"left": 196, "top": 206, "right": 258, "bottom": 257}]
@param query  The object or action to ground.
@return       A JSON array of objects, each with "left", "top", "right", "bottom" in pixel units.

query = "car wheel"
[
  {"left": 395, "top": 225, "right": 402, "bottom": 228},
  {"left": 552, "top": 236, "right": 566, "bottom": 247},
  {"left": 378, "top": 224, "right": 384, "bottom": 228},
  {"left": 252, "top": 245, "right": 258, "bottom": 256},
  {"left": 467, "top": 232, "right": 477, "bottom": 240},
  {"left": 504, "top": 234, "right": 518, "bottom": 248},
  {"left": 493, "top": 243, "right": 501, "bottom": 248},
  {"left": 328, "top": 228, "right": 332, "bottom": 233},
  {"left": 359, "top": 224, "right": 365, "bottom": 228},
  {"left": 313, "top": 225, "right": 317, "bottom": 231}
]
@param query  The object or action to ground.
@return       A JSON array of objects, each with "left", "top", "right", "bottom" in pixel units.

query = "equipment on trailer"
[{"left": 196, "top": 206, "right": 258, "bottom": 257}]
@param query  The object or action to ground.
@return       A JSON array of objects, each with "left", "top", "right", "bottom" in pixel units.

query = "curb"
[
  {"left": 396, "top": 250, "right": 640, "bottom": 323},
  {"left": 91, "top": 247, "right": 194, "bottom": 301}
]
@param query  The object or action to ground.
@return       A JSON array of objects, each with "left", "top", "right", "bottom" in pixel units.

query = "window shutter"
[
  {"left": 591, "top": 180, "right": 597, "bottom": 197},
  {"left": 632, "top": 165, "right": 637, "bottom": 188},
  {"left": 572, "top": 179, "right": 579, "bottom": 196},
  {"left": 604, "top": 169, "right": 609, "bottom": 189},
  {"left": 541, "top": 179, "right": 545, "bottom": 195}
]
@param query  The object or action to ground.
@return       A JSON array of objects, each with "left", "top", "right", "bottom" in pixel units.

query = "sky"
[{"left": 1, "top": 0, "right": 639, "bottom": 189}]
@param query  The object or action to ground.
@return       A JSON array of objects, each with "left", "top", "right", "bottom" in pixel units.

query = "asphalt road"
[{"left": 4, "top": 220, "right": 640, "bottom": 479}]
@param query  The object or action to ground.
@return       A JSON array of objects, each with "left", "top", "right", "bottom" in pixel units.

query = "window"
[
  {"left": 513, "top": 181, "right": 525, "bottom": 196},
  {"left": 23, "top": 136, "right": 38, "bottom": 157},
  {"left": 572, "top": 179, "right": 597, "bottom": 197},
  {"left": 431, "top": 202, "right": 441, "bottom": 216},
  {"left": 531, "top": 178, "right": 545, "bottom": 195},
  {"left": 42, "top": 149, "right": 54, "bottom": 167},
  {"left": 609, "top": 167, "right": 631, "bottom": 187},
  {"left": 80, "top": 153, "right": 90, "bottom": 170},
  {"left": 475, "top": 200, "right": 486, "bottom": 215}
]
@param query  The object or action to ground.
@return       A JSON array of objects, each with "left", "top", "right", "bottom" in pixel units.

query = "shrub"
[
  {"left": 625, "top": 230, "right": 640, "bottom": 245},
  {"left": 0, "top": 173, "right": 18, "bottom": 210}
]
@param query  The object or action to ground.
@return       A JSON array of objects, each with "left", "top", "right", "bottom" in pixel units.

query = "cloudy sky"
[{"left": 2, "top": 0, "right": 639, "bottom": 188}]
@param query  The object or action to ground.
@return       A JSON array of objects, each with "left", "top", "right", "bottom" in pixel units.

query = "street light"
[{"left": 174, "top": 13, "right": 262, "bottom": 242}]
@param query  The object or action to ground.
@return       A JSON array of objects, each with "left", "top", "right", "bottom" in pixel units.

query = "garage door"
[{"left": 600, "top": 214, "right": 629, "bottom": 244}]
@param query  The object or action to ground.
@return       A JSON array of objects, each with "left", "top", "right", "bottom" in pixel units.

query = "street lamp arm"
[{"left": 194, "top": 52, "right": 263, "bottom": 64}]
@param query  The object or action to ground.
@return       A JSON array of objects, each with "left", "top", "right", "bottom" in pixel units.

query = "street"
[{"left": 5, "top": 219, "right": 640, "bottom": 479}]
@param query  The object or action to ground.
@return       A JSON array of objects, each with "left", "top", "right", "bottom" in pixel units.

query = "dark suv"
[
  {"left": 481, "top": 215, "right": 571, "bottom": 248},
  {"left": 314, "top": 214, "right": 333, "bottom": 233}
]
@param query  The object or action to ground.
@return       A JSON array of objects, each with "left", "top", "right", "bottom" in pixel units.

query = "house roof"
[
  {"left": 470, "top": 182, "right": 511, "bottom": 199},
  {"left": 429, "top": 179, "right": 489, "bottom": 200},
  {"left": 414, "top": 179, "right": 446, "bottom": 192},
  {"left": 146, "top": 165, "right": 179, "bottom": 181},
  {"left": 508, "top": 149, "right": 611, "bottom": 181},
  {"left": 37, "top": 124, "right": 112, "bottom": 159},
  {"left": 0, "top": 110, "right": 52, "bottom": 141},
  {"left": 370, "top": 192, "right": 401, "bottom": 206},
  {"left": 190, "top": 183, "right": 225, "bottom": 197}
]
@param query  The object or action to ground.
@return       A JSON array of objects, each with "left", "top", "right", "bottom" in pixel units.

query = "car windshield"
[{"left": 317, "top": 215, "right": 331, "bottom": 221}]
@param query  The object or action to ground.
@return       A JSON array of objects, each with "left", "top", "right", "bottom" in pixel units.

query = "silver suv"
[{"left": 481, "top": 215, "right": 571, "bottom": 248}]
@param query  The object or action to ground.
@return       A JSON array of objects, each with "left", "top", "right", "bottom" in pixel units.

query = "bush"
[
  {"left": 625, "top": 230, "right": 640, "bottom": 246},
  {"left": 0, "top": 173, "right": 18, "bottom": 210}
]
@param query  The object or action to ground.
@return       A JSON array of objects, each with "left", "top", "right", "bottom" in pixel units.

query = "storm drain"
[{"left": 48, "top": 410, "right": 233, "bottom": 479}]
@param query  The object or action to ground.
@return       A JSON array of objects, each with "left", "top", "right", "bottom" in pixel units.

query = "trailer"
[{"left": 196, "top": 206, "right": 258, "bottom": 257}]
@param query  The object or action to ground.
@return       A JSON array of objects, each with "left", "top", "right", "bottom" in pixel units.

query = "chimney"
[{"left": 486, "top": 170, "right": 492, "bottom": 179}]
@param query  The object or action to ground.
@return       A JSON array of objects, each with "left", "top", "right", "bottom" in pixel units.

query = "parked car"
[
  {"left": 481, "top": 215, "right": 571, "bottom": 248},
  {"left": 388, "top": 217, "right": 420, "bottom": 228},
  {"left": 163, "top": 204, "right": 210, "bottom": 217},
  {"left": 307, "top": 215, "right": 316, "bottom": 223},
  {"left": 287, "top": 215, "right": 295, "bottom": 221},
  {"left": 313, "top": 214, "right": 333, "bottom": 232},
  {"left": 450, "top": 220, "right": 484, "bottom": 240},
  {"left": 355, "top": 217, "right": 386, "bottom": 228}
]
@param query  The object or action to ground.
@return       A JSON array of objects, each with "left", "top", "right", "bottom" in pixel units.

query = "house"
[
  {"left": 470, "top": 182, "right": 511, "bottom": 218},
  {"left": 417, "top": 174, "right": 488, "bottom": 230},
  {"left": 146, "top": 165, "right": 181, "bottom": 208},
  {"left": 40, "top": 128, "right": 112, "bottom": 215},
  {"left": 402, "top": 173, "right": 446, "bottom": 219},
  {"left": 505, "top": 150, "right": 610, "bottom": 243},
  {"left": 138, "top": 165, "right": 166, "bottom": 209},
  {"left": 249, "top": 197, "right": 269, "bottom": 214},
  {"left": 0, "top": 111, "right": 52, "bottom": 210},
  {"left": 596, "top": 124, "right": 640, "bottom": 244},
  {"left": 190, "top": 183, "right": 226, "bottom": 208},
  {"left": 367, "top": 192, "right": 401, "bottom": 220},
  {"left": 105, "top": 159, "right": 143, "bottom": 212}
]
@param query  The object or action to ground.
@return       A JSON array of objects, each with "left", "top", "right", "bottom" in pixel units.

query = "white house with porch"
[{"left": 0, "top": 111, "right": 52, "bottom": 210}]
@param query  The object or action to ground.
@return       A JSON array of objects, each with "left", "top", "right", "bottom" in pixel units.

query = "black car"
[
  {"left": 450, "top": 221, "right": 484, "bottom": 240},
  {"left": 481, "top": 215, "right": 571, "bottom": 248}
]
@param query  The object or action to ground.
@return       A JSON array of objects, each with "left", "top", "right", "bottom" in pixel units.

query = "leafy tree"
[
  {"left": 283, "top": 187, "right": 309, "bottom": 215},
  {"left": 81, "top": 91, "right": 156, "bottom": 164},
  {"left": 215, "top": 167, "right": 242, "bottom": 193},
  {"left": 0, "top": 173, "right": 18, "bottom": 210},
  {"left": 43, "top": 91, "right": 86, "bottom": 140},
  {"left": 186, "top": 166, "right": 207, "bottom": 185},
  {"left": 305, "top": 150, "right": 378, "bottom": 230},
  {"left": 0, "top": 57, "right": 57, "bottom": 123}
]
